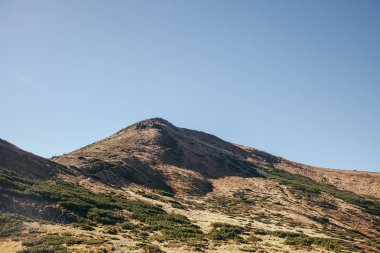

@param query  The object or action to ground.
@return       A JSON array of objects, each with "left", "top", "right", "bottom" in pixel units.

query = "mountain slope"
[
  {"left": 274, "top": 159, "right": 380, "bottom": 200},
  {"left": 0, "top": 138, "right": 74, "bottom": 180},
  {"left": 239, "top": 145, "right": 380, "bottom": 200}
]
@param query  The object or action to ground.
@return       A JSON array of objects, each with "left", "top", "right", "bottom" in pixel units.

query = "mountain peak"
[{"left": 116, "top": 117, "right": 175, "bottom": 134}]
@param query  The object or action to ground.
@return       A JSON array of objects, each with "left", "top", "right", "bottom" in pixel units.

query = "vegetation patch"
[
  {"left": 22, "top": 234, "right": 76, "bottom": 247},
  {"left": 154, "top": 189, "right": 175, "bottom": 197},
  {"left": 18, "top": 233, "right": 106, "bottom": 253},
  {"left": 317, "top": 200, "right": 337, "bottom": 210},
  {"left": 169, "top": 200, "right": 186, "bottom": 209},
  {"left": 0, "top": 169, "right": 204, "bottom": 247},
  {"left": 208, "top": 222, "right": 244, "bottom": 241},
  {"left": 134, "top": 242, "right": 165, "bottom": 253},
  {"left": 87, "top": 208, "right": 124, "bottom": 225},
  {"left": 266, "top": 168, "right": 380, "bottom": 216},
  {"left": 0, "top": 213, "right": 24, "bottom": 237},
  {"left": 285, "top": 236, "right": 341, "bottom": 252},
  {"left": 252, "top": 228, "right": 345, "bottom": 252},
  {"left": 120, "top": 222, "right": 139, "bottom": 231},
  {"left": 232, "top": 190, "right": 255, "bottom": 205},
  {"left": 136, "top": 191, "right": 163, "bottom": 201}
]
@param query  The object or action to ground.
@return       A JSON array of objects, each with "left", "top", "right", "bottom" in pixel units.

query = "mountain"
[
  {"left": 52, "top": 118, "right": 262, "bottom": 195},
  {"left": 1, "top": 118, "right": 380, "bottom": 253},
  {"left": 53, "top": 118, "right": 380, "bottom": 199}
]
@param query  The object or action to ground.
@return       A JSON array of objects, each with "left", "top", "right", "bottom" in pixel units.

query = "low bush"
[
  {"left": 134, "top": 243, "right": 165, "bottom": 253},
  {"left": 121, "top": 222, "right": 139, "bottom": 231},
  {"left": 87, "top": 208, "right": 124, "bottom": 225},
  {"left": 270, "top": 230, "right": 304, "bottom": 238},
  {"left": 232, "top": 190, "right": 255, "bottom": 205},
  {"left": 285, "top": 236, "right": 341, "bottom": 251},
  {"left": 20, "top": 234, "right": 69, "bottom": 253},
  {"left": 253, "top": 229, "right": 268, "bottom": 235},
  {"left": 0, "top": 213, "right": 24, "bottom": 237},
  {"left": 19, "top": 233, "right": 106, "bottom": 253},
  {"left": 317, "top": 201, "right": 337, "bottom": 210},
  {"left": 169, "top": 200, "right": 186, "bottom": 209},
  {"left": 104, "top": 227, "right": 118, "bottom": 234},
  {"left": 154, "top": 189, "right": 175, "bottom": 197},
  {"left": 208, "top": 222, "right": 244, "bottom": 241},
  {"left": 245, "top": 235, "right": 263, "bottom": 242}
]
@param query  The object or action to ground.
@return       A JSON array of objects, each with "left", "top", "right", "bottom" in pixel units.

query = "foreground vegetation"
[
  {"left": 0, "top": 169, "right": 205, "bottom": 250},
  {"left": 0, "top": 168, "right": 376, "bottom": 252},
  {"left": 0, "top": 213, "right": 24, "bottom": 237},
  {"left": 18, "top": 233, "right": 107, "bottom": 253}
]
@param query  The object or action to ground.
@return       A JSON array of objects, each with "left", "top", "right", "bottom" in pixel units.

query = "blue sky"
[{"left": 1, "top": 0, "right": 379, "bottom": 172}]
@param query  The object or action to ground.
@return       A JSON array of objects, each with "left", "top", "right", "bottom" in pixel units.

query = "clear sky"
[{"left": 1, "top": 0, "right": 379, "bottom": 172}]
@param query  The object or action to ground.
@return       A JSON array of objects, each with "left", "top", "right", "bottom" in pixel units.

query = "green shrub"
[
  {"left": 60, "top": 200, "right": 94, "bottom": 215},
  {"left": 137, "top": 191, "right": 162, "bottom": 200},
  {"left": 154, "top": 189, "right": 175, "bottom": 197},
  {"left": 104, "top": 227, "right": 118, "bottom": 234},
  {"left": 245, "top": 235, "right": 263, "bottom": 242},
  {"left": 135, "top": 243, "right": 165, "bottom": 253},
  {"left": 270, "top": 230, "right": 304, "bottom": 238},
  {"left": 285, "top": 236, "right": 341, "bottom": 251},
  {"left": 257, "top": 228, "right": 343, "bottom": 252},
  {"left": 21, "top": 235, "right": 68, "bottom": 253},
  {"left": 121, "top": 222, "right": 139, "bottom": 230},
  {"left": 87, "top": 208, "right": 124, "bottom": 225},
  {"left": 208, "top": 223, "right": 244, "bottom": 241},
  {"left": 239, "top": 246, "right": 258, "bottom": 252},
  {"left": 169, "top": 200, "right": 186, "bottom": 209},
  {"left": 19, "top": 234, "right": 106, "bottom": 253},
  {"left": 232, "top": 190, "right": 255, "bottom": 205},
  {"left": 0, "top": 213, "right": 24, "bottom": 237},
  {"left": 317, "top": 201, "right": 337, "bottom": 210},
  {"left": 81, "top": 224, "right": 94, "bottom": 231},
  {"left": 253, "top": 229, "right": 268, "bottom": 235}
]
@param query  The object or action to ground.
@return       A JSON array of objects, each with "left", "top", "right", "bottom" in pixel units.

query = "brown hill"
[
  {"left": 0, "top": 138, "right": 75, "bottom": 180},
  {"left": 52, "top": 118, "right": 263, "bottom": 194}
]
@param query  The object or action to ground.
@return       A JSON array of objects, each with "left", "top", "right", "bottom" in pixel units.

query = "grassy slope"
[{"left": 1, "top": 167, "right": 379, "bottom": 252}]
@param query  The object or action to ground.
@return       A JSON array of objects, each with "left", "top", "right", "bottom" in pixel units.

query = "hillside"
[
  {"left": 0, "top": 138, "right": 76, "bottom": 180},
  {"left": 0, "top": 118, "right": 379, "bottom": 253},
  {"left": 239, "top": 145, "right": 380, "bottom": 200}
]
